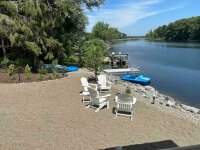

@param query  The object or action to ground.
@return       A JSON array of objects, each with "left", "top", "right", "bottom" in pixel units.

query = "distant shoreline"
[
  {"left": 145, "top": 38, "right": 200, "bottom": 43},
  {"left": 112, "top": 37, "right": 144, "bottom": 42},
  {"left": 113, "top": 38, "right": 200, "bottom": 43}
]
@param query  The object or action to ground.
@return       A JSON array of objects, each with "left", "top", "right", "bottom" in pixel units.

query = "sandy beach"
[{"left": 0, "top": 70, "right": 200, "bottom": 150}]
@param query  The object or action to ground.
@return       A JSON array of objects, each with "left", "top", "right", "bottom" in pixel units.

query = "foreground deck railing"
[
  {"left": 114, "top": 144, "right": 200, "bottom": 150},
  {"left": 158, "top": 144, "right": 200, "bottom": 150}
]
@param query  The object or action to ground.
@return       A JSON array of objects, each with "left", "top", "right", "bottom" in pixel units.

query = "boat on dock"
[
  {"left": 110, "top": 52, "right": 129, "bottom": 69},
  {"left": 105, "top": 52, "right": 140, "bottom": 76}
]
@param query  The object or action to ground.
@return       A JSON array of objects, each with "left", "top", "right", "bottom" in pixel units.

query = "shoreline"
[{"left": 103, "top": 71, "right": 200, "bottom": 124}]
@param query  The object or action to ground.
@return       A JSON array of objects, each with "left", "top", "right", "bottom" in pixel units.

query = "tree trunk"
[
  {"left": 18, "top": 74, "right": 21, "bottom": 81},
  {"left": 33, "top": 55, "right": 37, "bottom": 67},
  {"left": 94, "top": 70, "right": 97, "bottom": 79},
  {"left": 1, "top": 37, "right": 6, "bottom": 58},
  {"left": 94, "top": 67, "right": 98, "bottom": 79}
]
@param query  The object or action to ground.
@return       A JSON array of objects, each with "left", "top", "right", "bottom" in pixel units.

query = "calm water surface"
[{"left": 111, "top": 40, "right": 200, "bottom": 108}]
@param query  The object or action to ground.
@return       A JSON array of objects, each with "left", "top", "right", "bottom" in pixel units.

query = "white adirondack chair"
[
  {"left": 86, "top": 87, "right": 111, "bottom": 112},
  {"left": 115, "top": 94, "right": 137, "bottom": 121},
  {"left": 97, "top": 75, "right": 111, "bottom": 93},
  {"left": 80, "top": 77, "right": 90, "bottom": 103}
]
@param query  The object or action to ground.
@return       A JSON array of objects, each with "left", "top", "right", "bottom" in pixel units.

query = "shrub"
[
  {"left": 125, "top": 86, "right": 131, "bottom": 94},
  {"left": 38, "top": 60, "right": 44, "bottom": 69},
  {"left": 38, "top": 68, "right": 47, "bottom": 80},
  {"left": 8, "top": 64, "right": 16, "bottom": 80},
  {"left": 38, "top": 68, "right": 47, "bottom": 75},
  {"left": 52, "top": 59, "right": 58, "bottom": 75},
  {"left": 48, "top": 75, "right": 52, "bottom": 80},
  {"left": 25, "top": 64, "right": 32, "bottom": 79},
  {"left": 1, "top": 57, "right": 9, "bottom": 68},
  {"left": 55, "top": 73, "right": 60, "bottom": 79},
  {"left": 8, "top": 64, "right": 16, "bottom": 76},
  {"left": 38, "top": 74, "right": 44, "bottom": 80}
]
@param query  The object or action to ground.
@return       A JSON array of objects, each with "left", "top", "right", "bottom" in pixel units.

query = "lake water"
[{"left": 111, "top": 40, "right": 200, "bottom": 108}]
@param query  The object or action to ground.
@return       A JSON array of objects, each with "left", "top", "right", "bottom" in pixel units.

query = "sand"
[{"left": 0, "top": 70, "right": 200, "bottom": 150}]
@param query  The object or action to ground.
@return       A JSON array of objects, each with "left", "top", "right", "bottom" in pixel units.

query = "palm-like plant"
[{"left": 82, "top": 38, "right": 107, "bottom": 78}]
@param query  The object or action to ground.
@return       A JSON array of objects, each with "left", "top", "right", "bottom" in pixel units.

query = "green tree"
[
  {"left": 92, "top": 22, "right": 127, "bottom": 42},
  {"left": 82, "top": 39, "right": 107, "bottom": 78},
  {"left": 0, "top": 0, "right": 104, "bottom": 68}
]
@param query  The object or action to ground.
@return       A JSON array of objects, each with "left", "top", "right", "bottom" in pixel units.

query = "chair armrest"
[
  {"left": 105, "top": 81, "right": 112, "bottom": 88},
  {"left": 97, "top": 94, "right": 111, "bottom": 99},
  {"left": 107, "top": 81, "right": 112, "bottom": 85},
  {"left": 89, "top": 83, "right": 98, "bottom": 86},
  {"left": 115, "top": 96, "right": 118, "bottom": 102},
  {"left": 88, "top": 83, "right": 98, "bottom": 90},
  {"left": 132, "top": 98, "right": 137, "bottom": 104},
  {"left": 97, "top": 83, "right": 101, "bottom": 87}
]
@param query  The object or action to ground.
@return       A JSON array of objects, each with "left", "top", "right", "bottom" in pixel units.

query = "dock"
[{"left": 103, "top": 68, "right": 140, "bottom": 75}]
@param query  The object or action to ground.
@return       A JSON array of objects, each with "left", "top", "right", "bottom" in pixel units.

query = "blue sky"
[{"left": 86, "top": 0, "right": 200, "bottom": 36}]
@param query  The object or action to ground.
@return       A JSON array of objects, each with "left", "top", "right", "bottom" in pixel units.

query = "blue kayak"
[
  {"left": 66, "top": 66, "right": 79, "bottom": 72},
  {"left": 122, "top": 74, "right": 151, "bottom": 85}
]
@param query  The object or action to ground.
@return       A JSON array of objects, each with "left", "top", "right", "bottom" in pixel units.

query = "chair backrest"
[
  {"left": 118, "top": 102, "right": 133, "bottom": 110},
  {"left": 81, "top": 77, "right": 89, "bottom": 87},
  {"left": 116, "top": 94, "right": 137, "bottom": 111},
  {"left": 98, "top": 75, "right": 107, "bottom": 87},
  {"left": 118, "top": 94, "right": 133, "bottom": 103}
]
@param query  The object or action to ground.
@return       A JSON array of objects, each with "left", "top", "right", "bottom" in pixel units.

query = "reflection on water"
[{"left": 111, "top": 40, "right": 200, "bottom": 108}]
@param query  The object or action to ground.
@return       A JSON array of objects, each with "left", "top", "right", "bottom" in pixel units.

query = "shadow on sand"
[{"left": 102, "top": 140, "right": 178, "bottom": 150}]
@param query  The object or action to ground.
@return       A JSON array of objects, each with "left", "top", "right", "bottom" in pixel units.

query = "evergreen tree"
[{"left": 0, "top": 0, "right": 104, "bottom": 67}]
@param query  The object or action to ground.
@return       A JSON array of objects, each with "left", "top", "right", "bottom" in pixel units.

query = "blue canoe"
[
  {"left": 122, "top": 74, "right": 151, "bottom": 85},
  {"left": 43, "top": 64, "right": 67, "bottom": 73}
]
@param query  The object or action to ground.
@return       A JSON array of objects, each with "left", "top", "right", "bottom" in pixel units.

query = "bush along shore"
[{"left": 105, "top": 73, "right": 200, "bottom": 124}]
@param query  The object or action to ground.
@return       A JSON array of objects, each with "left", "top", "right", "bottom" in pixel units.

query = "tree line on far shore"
[{"left": 146, "top": 16, "right": 200, "bottom": 42}]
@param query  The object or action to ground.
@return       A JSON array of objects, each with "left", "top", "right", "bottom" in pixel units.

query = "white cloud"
[{"left": 86, "top": 0, "right": 184, "bottom": 32}]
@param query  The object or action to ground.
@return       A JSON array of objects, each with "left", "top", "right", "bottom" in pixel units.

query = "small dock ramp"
[{"left": 103, "top": 68, "right": 140, "bottom": 76}]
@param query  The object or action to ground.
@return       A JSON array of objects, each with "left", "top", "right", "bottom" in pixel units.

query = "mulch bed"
[{"left": 0, "top": 69, "right": 69, "bottom": 83}]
